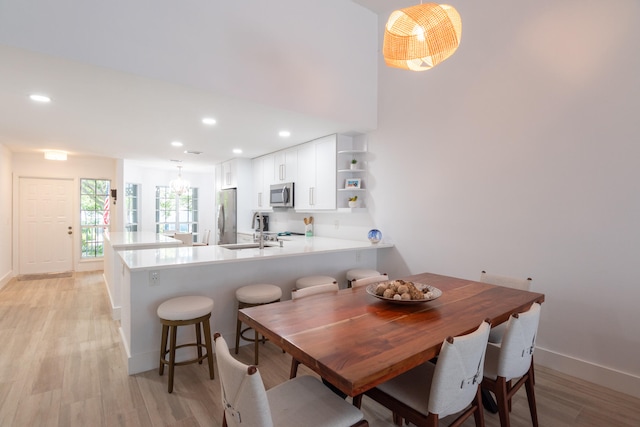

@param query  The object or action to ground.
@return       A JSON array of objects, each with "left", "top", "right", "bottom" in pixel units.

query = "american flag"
[{"left": 103, "top": 194, "right": 110, "bottom": 225}]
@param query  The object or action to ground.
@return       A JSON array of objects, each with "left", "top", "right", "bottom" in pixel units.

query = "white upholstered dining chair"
[
  {"left": 350, "top": 274, "right": 389, "bottom": 288},
  {"left": 214, "top": 333, "right": 368, "bottom": 427},
  {"left": 173, "top": 232, "right": 193, "bottom": 246},
  {"left": 291, "top": 281, "right": 339, "bottom": 299},
  {"left": 289, "top": 281, "right": 340, "bottom": 379},
  {"left": 193, "top": 229, "right": 210, "bottom": 246},
  {"left": 482, "top": 303, "right": 541, "bottom": 427},
  {"left": 480, "top": 271, "right": 532, "bottom": 344},
  {"left": 355, "top": 320, "right": 491, "bottom": 427}
]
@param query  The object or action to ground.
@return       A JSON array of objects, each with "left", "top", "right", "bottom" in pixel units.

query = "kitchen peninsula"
[
  {"left": 103, "top": 231, "right": 182, "bottom": 321},
  {"left": 117, "top": 235, "right": 392, "bottom": 374}
]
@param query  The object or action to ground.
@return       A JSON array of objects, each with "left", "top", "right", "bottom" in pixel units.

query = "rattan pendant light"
[{"left": 383, "top": 3, "right": 462, "bottom": 71}]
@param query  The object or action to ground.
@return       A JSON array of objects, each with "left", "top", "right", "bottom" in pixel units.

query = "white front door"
[{"left": 19, "top": 177, "right": 74, "bottom": 275}]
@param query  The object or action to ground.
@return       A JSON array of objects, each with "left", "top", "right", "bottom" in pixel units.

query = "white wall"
[
  {"left": 11, "top": 152, "right": 117, "bottom": 273},
  {"left": 371, "top": 0, "right": 640, "bottom": 397},
  {"left": 0, "top": 143, "right": 12, "bottom": 287}
]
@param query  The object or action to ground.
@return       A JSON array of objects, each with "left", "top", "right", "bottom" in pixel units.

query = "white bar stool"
[
  {"left": 157, "top": 295, "right": 215, "bottom": 393},
  {"left": 295, "top": 275, "right": 338, "bottom": 290},
  {"left": 346, "top": 268, "right": 381, "bottom": 287},
  {"left": 235, "top": 284, "right": 282, "bottom": 365}
]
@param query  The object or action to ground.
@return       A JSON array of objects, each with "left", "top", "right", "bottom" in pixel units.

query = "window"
[
  {"left": 156, "top": 186, "right": 199, "bottom": 239},
  {"left": 80, "top": 179, "right": 110, "bottom": 258},
  {"left": 125, "top": 183, "right": 140, "bottom": 232}
]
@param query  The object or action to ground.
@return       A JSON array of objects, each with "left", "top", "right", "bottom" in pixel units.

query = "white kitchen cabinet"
[
  {"left": 252, "top": 155, "right": 274, "bottom": 210},
  {"left": 273, "top": 147, "right": 297, "bottom": 183},
  {"left": 295, "top": 134, "right": 336, "bottom": 210},
  {"left": 220, "top": 159, "right": 237, "bottom": 189}
]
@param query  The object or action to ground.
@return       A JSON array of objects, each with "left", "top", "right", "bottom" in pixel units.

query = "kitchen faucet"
[{"left": 251, "top": 211, "right": 265, "bottom": 249}]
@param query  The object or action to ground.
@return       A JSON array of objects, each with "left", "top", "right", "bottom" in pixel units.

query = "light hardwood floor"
[{"left": 1, "top": 271, "right": 638, "bottom": 426}]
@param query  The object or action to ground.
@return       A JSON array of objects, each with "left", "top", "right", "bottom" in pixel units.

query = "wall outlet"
[{"left": 149, "top": 271, "right": 160, "bottom": 286}]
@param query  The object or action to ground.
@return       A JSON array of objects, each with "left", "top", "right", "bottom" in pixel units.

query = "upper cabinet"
[
  {"left": 273, "top": 148, "right": 297, "bottom": 183},
  {"left": 296, "top": 134, "right": 337, "bottom": 211},
  {"left": 252, "top": 155, "right": 274, "bottom": 210},
  {"left": 220, "top": 159, "right": 237, "bottom": 189}
]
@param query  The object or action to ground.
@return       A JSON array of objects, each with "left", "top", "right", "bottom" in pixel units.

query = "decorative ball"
[{"left": 368, "top": 229, "right": 382, "bottom": 244}]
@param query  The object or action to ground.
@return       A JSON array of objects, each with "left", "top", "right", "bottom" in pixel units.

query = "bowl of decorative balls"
[{"left": 366, "top": 279, "right": 442, "bottom": 304}]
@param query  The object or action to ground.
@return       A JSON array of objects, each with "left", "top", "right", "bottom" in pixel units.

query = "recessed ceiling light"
[
  {"left": 171, "top": 141, "right": 183, "bottom": 147},
  {"left": 279, "top": 131, "right": 291, "bottom": 137},
  {"left": 44, "top": 150, "right": 67, "bottom": 161},
  {"left": 233, "top": 148, "right": 242, "bottom": 154},
  {"left": 30, "top": 94, "right": 51, "bottom": 103},
  {"left": 202, "top": 117, "right": 217, "bottom": 125},
  {"left": 184, "top": 150, "right": 203, "bottom": 155}
]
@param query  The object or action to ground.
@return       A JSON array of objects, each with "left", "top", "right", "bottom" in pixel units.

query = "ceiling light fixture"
[
  {"left": 279, "top": 131, "right": 291, "bottom": 137},
  {"left": 44, "top": 150, "right": 67, "bottom": 161},
  {"left": 171, "top": 141, "right": 183, "bottom": 147},
  {"left": 202, "top": 117, "right": 217, "bottom": 125},
  {"left": 169, "top": 165, "right": 190, "bottom": 196},
  {"left": 383, "top": 3, "right": 462, "bottom": 71},
  {"left": 233, "top": 148, "right": 242, "bottom": 154},
  {"left": 30, "top": 94, "right": 51, "bottom": 103}
]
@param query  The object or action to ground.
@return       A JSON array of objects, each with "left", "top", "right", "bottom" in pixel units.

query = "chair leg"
[
  {"left": 494, "top": 377, "right": 511, "bottom": 427},
  {"left": 202, "top": 317, "right": 215, "bottom": 380},
  {"left": 195, "top": 322, "right": 203, "bottom": 363},
  {"left": 531, "top": 355, "right": 536, "bottom": 385},
  {"left": 472, "top": 386, "right": 486, "bottom": 427},
  {"left": 168, "top": 325, "right": 178, "bottom": 393},
  {"left": 425, "top": 413, "right": 438, "bottom": 427},
  {"left": 234, "top": 314, "right": 242, "bottom": 354},
  {"left": 159, "top": 323, "right": 169, "bottom": 376},
  {"left": 289, "top": 358, "right": 300, "bottom": 379},
  {"left": 352, "top": 394, "right": 363, "bottom": 409},
  {"left": 392, "top": 412, "right": 403, "bottom": 426},
  {"left": 524, "top": 370, "right": 538, "bottom": 427},
  {"left": 254, "top": 328, "right": 259, "bottom": 365}
]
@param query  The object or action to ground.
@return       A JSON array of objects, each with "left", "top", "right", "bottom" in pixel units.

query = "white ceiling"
[{"left": 0, "top": 1, "right": 386, "bottom": 171}]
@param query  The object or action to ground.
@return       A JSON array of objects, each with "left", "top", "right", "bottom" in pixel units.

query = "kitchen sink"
[{"left": 218, "top": 242, "right": 280, "bottom": 250}]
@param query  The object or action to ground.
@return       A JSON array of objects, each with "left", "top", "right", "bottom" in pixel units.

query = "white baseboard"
[
  {"left": 536, "top": 346, "right": 640, "bottom": 399},
  {"left": 103, "top": 272, "right": 121, "bottom": 320},
  {"left": 0, "top": 270, "right": 12, "bottom": 290}
]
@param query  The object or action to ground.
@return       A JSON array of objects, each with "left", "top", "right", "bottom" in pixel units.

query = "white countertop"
[
  {"left": 119, "top": 236, "right": 392, "bottom": 271},
  {"left": 105, "top": 231, "right": 182, "bottom": 249}
]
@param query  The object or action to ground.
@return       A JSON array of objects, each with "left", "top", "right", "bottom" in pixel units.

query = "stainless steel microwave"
[{"left": 270, "top": 182, "right": 294, "bottom": 208}]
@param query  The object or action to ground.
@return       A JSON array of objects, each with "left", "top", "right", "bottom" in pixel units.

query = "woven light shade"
[{"left": 383, "top": 3, "right": 462, "bottom": 71}]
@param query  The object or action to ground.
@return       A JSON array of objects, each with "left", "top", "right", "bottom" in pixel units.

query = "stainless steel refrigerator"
[{"left": 216, "top": 188, "right": 237, "bottom": 244}]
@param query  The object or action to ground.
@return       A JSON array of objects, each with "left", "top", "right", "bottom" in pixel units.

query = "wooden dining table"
[{"left": 238, "top": 272, "right": 545, "bottom": 397}]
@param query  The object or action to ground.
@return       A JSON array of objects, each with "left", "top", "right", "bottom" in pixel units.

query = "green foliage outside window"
[
  {"left": 80, "top": 179, "right": 110, "bottom": 258},
  {"left": 156, "top": 186, "right": 199, "bottom": 237},
  {"left": 125, "top": 183, "right": 139, "bottom": 232}
]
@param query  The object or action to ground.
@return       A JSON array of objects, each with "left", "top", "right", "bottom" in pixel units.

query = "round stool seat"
[
  {"left": 157, "top": 296, "right": 214, "bottom": 321},
  {"left": 346, "top": 269, "right": 380, "bottom": 281},
  {"left": 296, "top": 275, "right": 337, "bottom": 289},
  {"left": 236, "top": 284, "right": 282, "bottom": 305}
]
